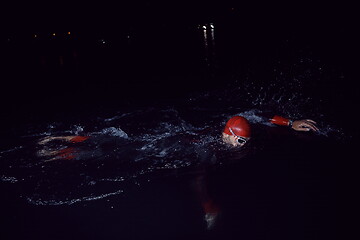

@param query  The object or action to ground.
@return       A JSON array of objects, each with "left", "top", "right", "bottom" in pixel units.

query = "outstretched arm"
[
  {"left": 270, "top": 115, "right": 319, "bottom": 132},
  {"left": 38, "top": 136, "right": 90, "bottom": 145}
]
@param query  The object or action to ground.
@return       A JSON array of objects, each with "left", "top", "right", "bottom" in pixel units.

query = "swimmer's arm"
[
  {"left": 38, "top": 136, "right": 89, "bottom": 144},
  {"left": 38, "top": 136, "right": 73, "bottom": 144},
  {"left": 270, "top": 115, "right": 319, "bottom": 132}
]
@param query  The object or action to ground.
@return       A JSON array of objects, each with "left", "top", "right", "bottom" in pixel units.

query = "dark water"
[
  {"left": 0, "top": 105, "right": 344, "bottom": 240},
  {"left": 1, "top": 14, "right": 357, "bottom": 240}
]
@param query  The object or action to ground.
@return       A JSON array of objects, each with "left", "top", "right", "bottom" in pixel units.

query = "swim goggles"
[{"left": 229, "top": 128, "right": 248, "bottom": 145}]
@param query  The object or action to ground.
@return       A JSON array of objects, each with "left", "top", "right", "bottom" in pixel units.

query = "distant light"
[
  {"left": 52, "top": 33, "right": 56, "bottom": 36},
  {"left": 210, "top": 23, "right": 214, "bottom": 29},
  {"left": 67, "top": 32, "right": 71, "bottom": 35},
  {"left": 34, "top": 34, "right": 37, "bottom": 38}
]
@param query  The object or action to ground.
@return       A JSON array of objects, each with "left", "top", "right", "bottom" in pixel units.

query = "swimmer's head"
[{"left": 222, "top": 116, "right": 251, "bottom": 147}]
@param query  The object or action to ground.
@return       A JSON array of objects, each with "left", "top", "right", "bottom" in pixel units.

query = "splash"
[
  {"left": 1, "top": 95, "right": 345, "bottom": 207},
  {"left": 0, "top": 175, "right": 18, "bottom": 183},
  {"left": 27, "top": 189, "right": 124, "bottom": 206},
  {"left": 0, "top": 107, "right": 222, "bottom": 205},
  {"left": 98, "top": 127, "right": 128, "bottom": 138},
  {"left": 0, "top": 146, "right": 24, "bottom": 155},
  {"left": 234, "top": 109, "right": 272, "bottom": 126}
]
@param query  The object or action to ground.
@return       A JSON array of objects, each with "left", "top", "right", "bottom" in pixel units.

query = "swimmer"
[
  {"left": 37, "top": 114, "right": 318, "bottom": 161},
  {"left": 222, "top": 115, "right": 319, "bottom": 147}
]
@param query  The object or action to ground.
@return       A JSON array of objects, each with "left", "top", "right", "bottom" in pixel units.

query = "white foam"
[
  {"left": 104, "top": 112, "right": 132, "bottom": 122},
  {"left": 71, "top": 125, "right": 85, "bottom": 135},
  {"left": 0, "top": 146, "right": 24, "bottom": 155},
  {"left": 27, "top": 189, "right": 124, "bottom": 206},
  {"left": 234, "top": 109, "right": 272, "bottom": 126},
  {"left": 0, "top": 175, "right": 18, "bottom": 183},
  {"left": 99, "top": 127, "right": 128, "bottom": 138}
]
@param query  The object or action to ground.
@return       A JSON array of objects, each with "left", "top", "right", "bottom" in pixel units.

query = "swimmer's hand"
[{"left": 292, "top": 119, "right": 319, "bottom": 132}]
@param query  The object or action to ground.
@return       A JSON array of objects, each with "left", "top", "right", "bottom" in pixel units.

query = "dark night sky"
[
  {"left": 2, "top": 1, "right": 357, "bottom": 69},
  {"left": 2, "top": 1, "right": 355, "bottom": 31},
  {"left": 2, "top": 1, "right": 357, "bottom": 80},
  {"left": 2, "top": 1, "right": 357, "bottom": 76}
]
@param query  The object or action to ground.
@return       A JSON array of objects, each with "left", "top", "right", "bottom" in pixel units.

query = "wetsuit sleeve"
[
  {"left": 260, "top": 112, "right": 291, "bottom": 127},
  {"left": 57, "top": 147, "right": 76, "bottom": 160},
  {"left": 70, "top": 136, "right": 90, "bottom": 143},
  {"left": 270, "top": 115, "right": 291, "bottom": 126}
]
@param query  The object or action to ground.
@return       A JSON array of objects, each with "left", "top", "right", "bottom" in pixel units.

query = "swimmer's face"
[{"left": 222, "top": 133, "right": 250, "bottom": 147}]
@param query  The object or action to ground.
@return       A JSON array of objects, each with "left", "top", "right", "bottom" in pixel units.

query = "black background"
[{"left": 0, "top": 2, "right": 358, "bottom": 239}]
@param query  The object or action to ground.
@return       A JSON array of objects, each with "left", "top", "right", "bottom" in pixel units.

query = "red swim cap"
[{"left": 223, "top": 116, "right": 251, "bottom": 138}]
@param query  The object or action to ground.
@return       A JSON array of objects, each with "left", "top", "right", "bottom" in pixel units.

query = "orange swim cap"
[{"left": 223, "top": 116, "right": 251, "bottom": 138}]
